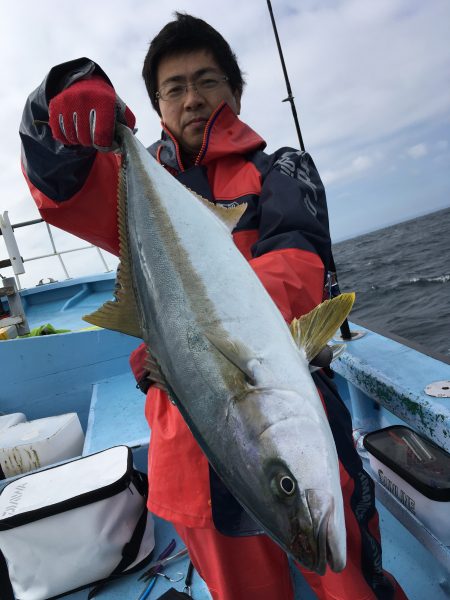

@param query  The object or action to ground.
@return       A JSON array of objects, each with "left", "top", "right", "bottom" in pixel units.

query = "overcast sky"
[{"left": 1, "top": 0, "right": 449, "bottom": 287}]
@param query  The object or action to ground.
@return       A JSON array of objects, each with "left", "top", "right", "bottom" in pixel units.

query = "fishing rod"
[
  {"left": 266, "top": 0, "right": 353, "bottom": 341},
  {"left": 266, "top": 0, "right": 305, "bottom": 152}
]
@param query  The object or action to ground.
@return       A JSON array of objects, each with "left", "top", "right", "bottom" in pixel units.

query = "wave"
[
  {"left": 408, "top": 275, "right": 450, "bottom": 284},
  {"left": 332, "top": 208, "right": 450, "bottom": 356}
]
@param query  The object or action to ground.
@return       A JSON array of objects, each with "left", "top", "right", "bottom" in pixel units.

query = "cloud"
[
  {"left": 407, "top": 143, "right": 428, "bottom": 158},
  {"left": 322, "top": 154, "right": 374, "bottom": 185},
  {"left": 1, "top": 0, "right": 449, "bottom": 285},
  {"left": 352, "top": 156, "right": 372, "bottom": 171}
]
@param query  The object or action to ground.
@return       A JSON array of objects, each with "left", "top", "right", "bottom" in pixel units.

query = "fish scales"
[{"left": 85, "top": 124, "right": 350, "bottom": 574}]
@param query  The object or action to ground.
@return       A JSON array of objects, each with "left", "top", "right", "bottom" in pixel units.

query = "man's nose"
[{"left": 183, "top": 85, "right": 205, "bottom": 109}]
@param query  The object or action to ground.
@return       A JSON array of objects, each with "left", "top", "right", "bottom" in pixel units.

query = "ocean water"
[{"left": 332, "top": 207, "right": 450, "bottom": 358}]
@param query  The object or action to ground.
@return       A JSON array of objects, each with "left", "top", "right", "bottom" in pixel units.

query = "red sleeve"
[
  {"left": 249, "top": 247, "right": 324, "bottom": 322},
  {"left": 129, "top": 342, "right": 149, "bottom": 388},
  {"left": 22, "top": 151, "right": 121, "bottom": 256}
]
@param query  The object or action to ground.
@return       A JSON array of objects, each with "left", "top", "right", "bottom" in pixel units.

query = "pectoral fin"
[
  {"left": 290, "top": 293, "right": 355, "bottom": 363},
  {"left": 205, "top": 330, "right": 257, "bottom": 384},
  {"left": 83, "top": 163, "right": 143, "bottom": 339}
]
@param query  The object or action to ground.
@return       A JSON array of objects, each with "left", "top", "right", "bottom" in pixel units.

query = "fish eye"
[
  {"left": 279, "top": 475, "right": 296, "bottom": 496},
  {"left": 270, "top": 473, "right": 297, "bottom": 498}
]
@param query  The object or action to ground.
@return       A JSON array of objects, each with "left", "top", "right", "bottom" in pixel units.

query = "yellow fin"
[
  {"left": 83, "top": 164, "right": 143, "bottom": 339},
  {"left": 144, "top": 349, "right": 169, "bottom": 392},
  {"left": 289, "top": 293, "right": 355, "bottom": 363},
  {"left": 185, "top": 186, "right": 247, "bottom": 233}
]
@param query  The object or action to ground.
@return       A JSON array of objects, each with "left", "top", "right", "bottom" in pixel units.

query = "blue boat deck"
[
  {"left": 19, "top": 273, "right": 117, "bottom": 332},
  {"left": 84, "top": 374, "right": 149, "bottom": 458}
]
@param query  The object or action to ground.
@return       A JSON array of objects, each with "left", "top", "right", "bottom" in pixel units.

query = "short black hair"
[{"left": 142, "top": 12, "right": 245, "bottom": 116}]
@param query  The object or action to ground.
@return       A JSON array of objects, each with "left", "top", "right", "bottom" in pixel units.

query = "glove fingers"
[
  {"left": 49, "top": 112, "right": 78, "bottom": 145},
  {"left": 49, "top": 106, "right": 115, "bottom": 148},
  {"left": 71, "top": 107, "right": 113, "bottom": 147},
  {"left": 90, "top": 104, "right": 116, "bottom": 149},
  {"left": 48, "top": 78, "right": 136, "bottom": 149},
  {"left": 58, "top": 112, "right": 78, "bottom": 145},
  {"left": 72, "top": 110, "right": 93, "bottom": 146}
]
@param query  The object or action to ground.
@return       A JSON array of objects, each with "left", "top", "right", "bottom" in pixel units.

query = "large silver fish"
[{"left": 84, "top": 123, "right": 354, "bottom": 574}]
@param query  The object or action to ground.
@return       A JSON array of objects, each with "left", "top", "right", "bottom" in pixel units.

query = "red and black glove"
[{"left": 48, "top": 76, "right": 136, "bottom": 151}]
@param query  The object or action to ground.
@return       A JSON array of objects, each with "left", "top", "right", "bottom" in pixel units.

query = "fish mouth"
[{"left": 290, "top": 490, "right": 338, "bottom": 575}]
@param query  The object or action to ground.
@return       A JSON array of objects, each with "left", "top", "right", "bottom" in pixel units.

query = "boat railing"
[{"left": 0, "top": 211, "right": 113, "bottom": 290}]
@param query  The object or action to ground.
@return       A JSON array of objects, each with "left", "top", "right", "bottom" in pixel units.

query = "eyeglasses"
[{"left": 156, "top": 75, "right": 229, "bottom": 102}]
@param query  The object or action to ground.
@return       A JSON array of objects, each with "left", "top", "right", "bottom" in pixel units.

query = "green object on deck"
[{"left": 21, "top": 323, "right": 71, "bottom": 337}]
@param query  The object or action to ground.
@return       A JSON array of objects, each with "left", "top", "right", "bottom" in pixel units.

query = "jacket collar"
[{"left": 149, "top": 102, "right": 266, "bottom": 172}]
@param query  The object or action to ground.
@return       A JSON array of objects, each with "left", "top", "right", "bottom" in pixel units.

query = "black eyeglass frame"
[{"left": 155, "top": 75, "right": 230, "bottom": 102}]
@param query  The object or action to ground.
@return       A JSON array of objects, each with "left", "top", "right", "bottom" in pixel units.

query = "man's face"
[{"left": 156, "top": 49, "right": 241, "bottom": 156}]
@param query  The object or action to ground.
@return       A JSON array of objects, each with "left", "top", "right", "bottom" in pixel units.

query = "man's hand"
[{"left": 48, "top": 77, "right": 136, "bottom": 151}]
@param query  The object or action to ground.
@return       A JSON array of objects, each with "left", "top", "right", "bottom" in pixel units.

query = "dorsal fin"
[
  {"left": 185, "top": 186, "right": 247, "bottom": 233},
  {"left": 83, "top": 164, "right": 143, "bottom": 339},
  {"left": 289, "top": 293, "right": 355, "bottom": 363}
]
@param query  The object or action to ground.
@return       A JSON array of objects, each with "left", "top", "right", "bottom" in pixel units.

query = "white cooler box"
[
  {"left": 0, "top": 446, "right": 155, "bottom": 600},
  {"left": 364, "top": 425, "right": 450, "bottom": 544},
  {"left": 0, "top": 413, "right": 84, "bottom": 479}
]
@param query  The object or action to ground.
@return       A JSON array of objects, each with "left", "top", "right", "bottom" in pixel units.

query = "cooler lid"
[
  {"left": 0, "top": 413, "right": 78, "bottom": 448},
  {"left": 0, "top": 413, "right": 26, "bottom": 432},
  {"left": 364, "top": 426, "right": 450, "bottom": 501},
  {"left": 0, "top": 446, "right": 133, "bottom": 527}
]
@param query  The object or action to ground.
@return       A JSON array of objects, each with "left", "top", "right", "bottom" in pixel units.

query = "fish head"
[
  {"left": 233, "top": 386, "right": 346, "bottom": 574},
  {"left": 262, "top": 458, "right": 346, "bottom": 574}
]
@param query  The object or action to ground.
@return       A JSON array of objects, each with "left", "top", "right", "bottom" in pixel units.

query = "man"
[{"left": 20, "top": 12, "right": 407, "bottom": 600}]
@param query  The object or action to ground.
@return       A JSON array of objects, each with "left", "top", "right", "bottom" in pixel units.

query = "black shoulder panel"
[{"left": 248, "top": 148, "right": 332, "bottom": 272}]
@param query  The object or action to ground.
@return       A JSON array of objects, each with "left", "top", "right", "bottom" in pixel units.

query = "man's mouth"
[{"left": 184, "top": 117, "right": 207, "bottom": 129}]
